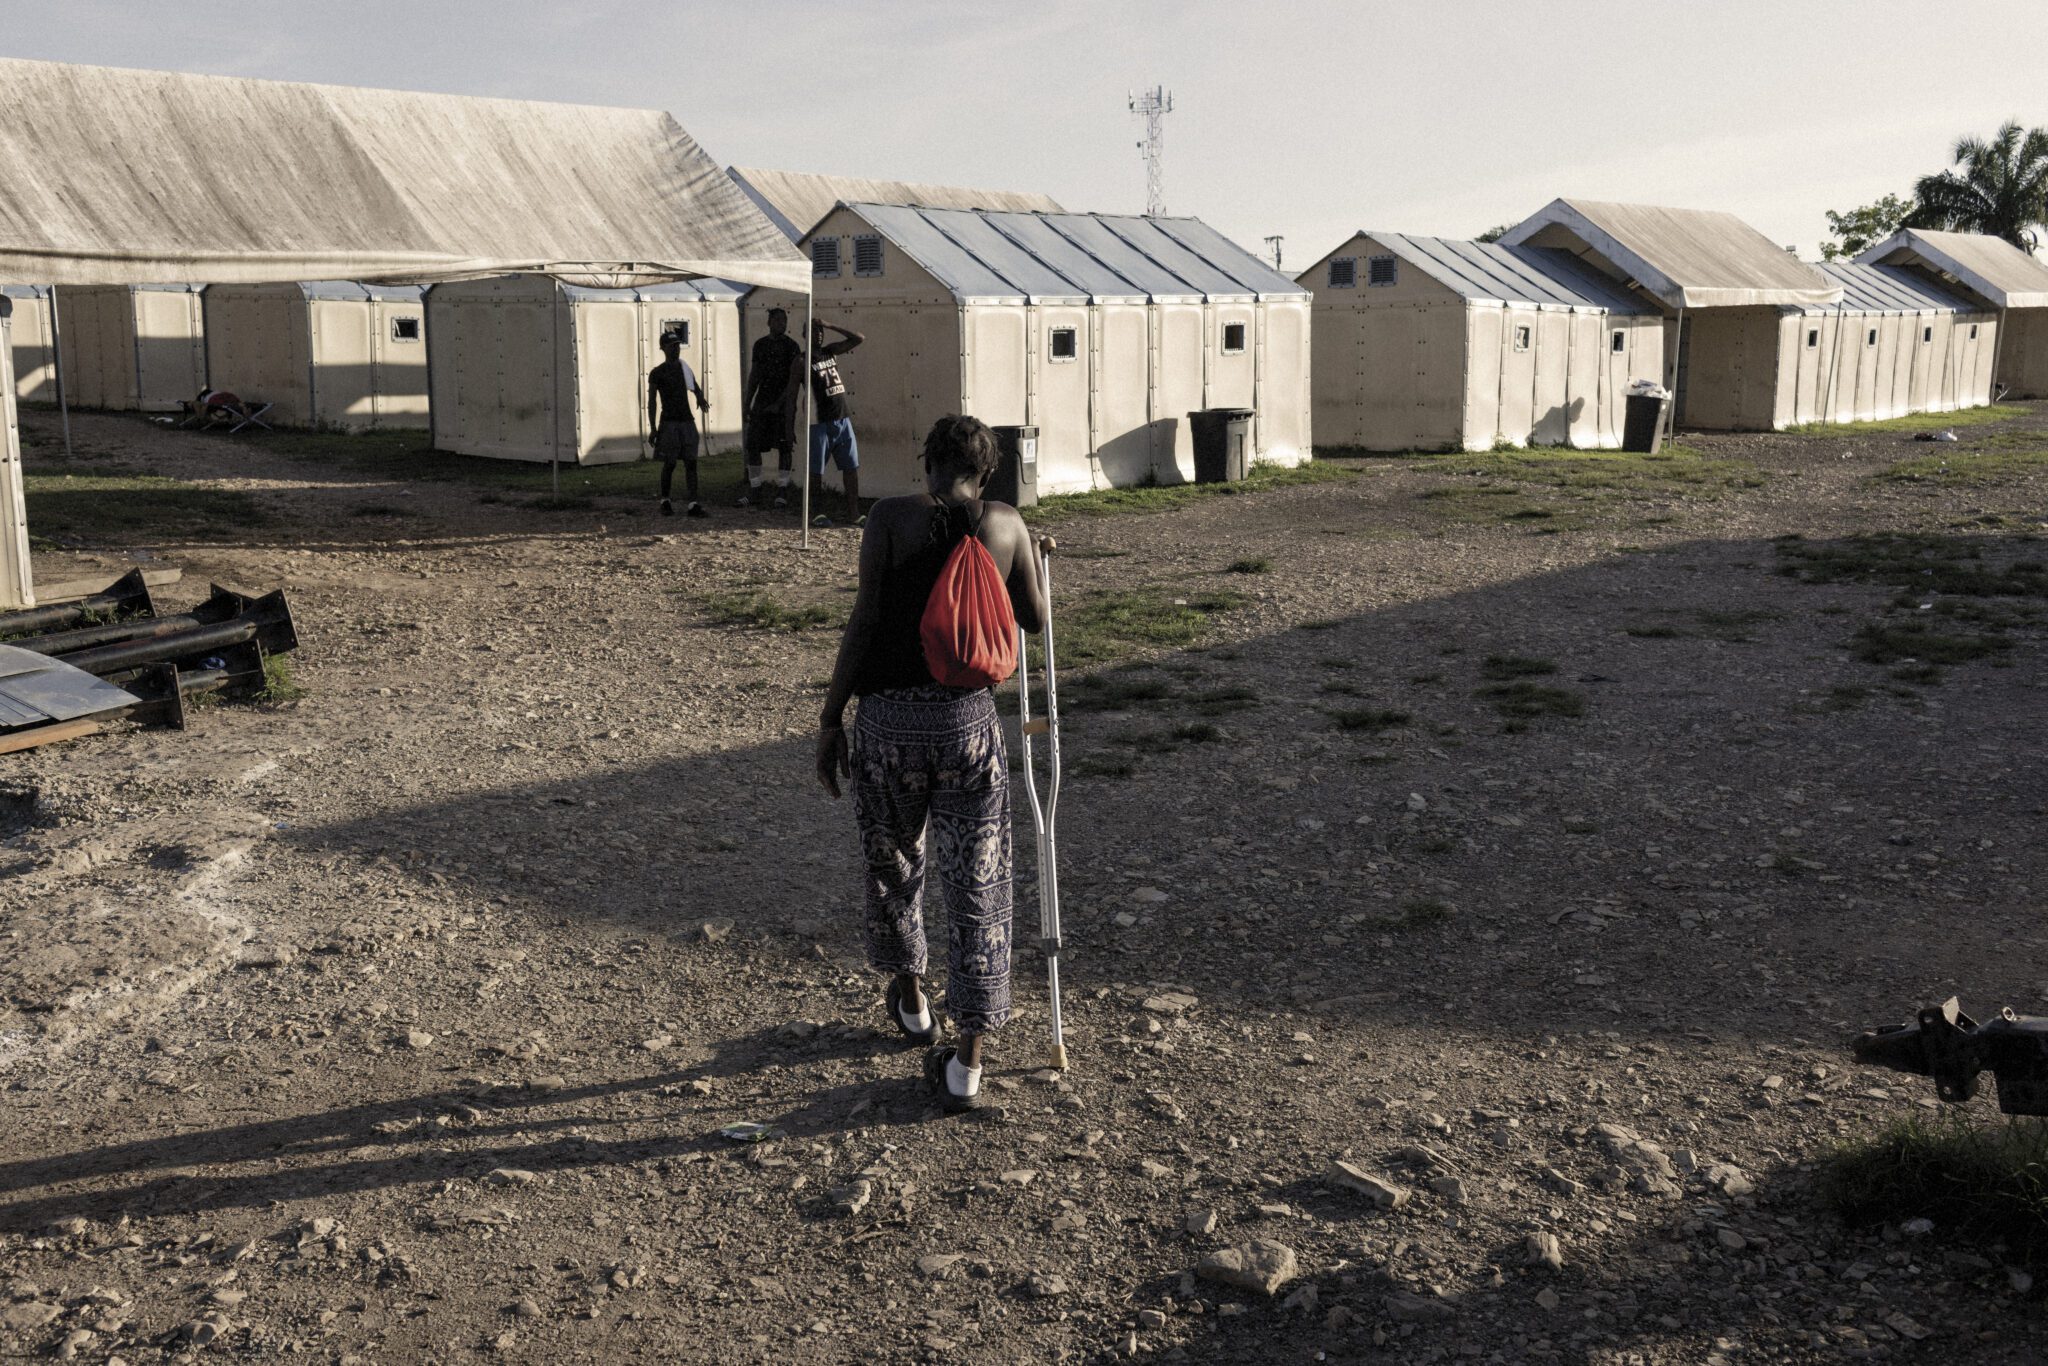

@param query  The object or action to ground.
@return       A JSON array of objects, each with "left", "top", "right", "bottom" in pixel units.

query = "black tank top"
[{"left": 855, "top": 500, "right": 983, "bottom": 696}]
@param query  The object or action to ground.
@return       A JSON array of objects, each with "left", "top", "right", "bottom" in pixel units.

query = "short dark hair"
[
  {"left": 767, "top": 307, "right": 788, "bottom": 320},
  {"left": 921, "top": 414, "right": 1001, "bottom": 482}
]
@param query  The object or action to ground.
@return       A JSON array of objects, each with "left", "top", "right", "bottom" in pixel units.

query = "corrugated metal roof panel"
[
  {"left": 975, "top": 213, "right": 1150, "bottom": 302},
  {"left": 298, "top": 280, "right": 424, "bottom": 302},
  {"left": 1503, "top": 198, "right": 1840, "bottom": 309},
  {"left": 0, "top": 284, "right": 48, "bottom": 300},
  {"left": 1857, "top": 228, "right": 2048, "bottom": 308},
  {"left": 1348, "top": 233, "right": 1653, "bottom": 313},
  {"left": 1144, "top": 217, "right": 1308, "bottom": 298},
  {"left": 1033, "top": 215, "right": 1207, "bottom": 300},
  {"left": 727, "top": 166, "right": 1063, "bottom": 241},
  {"left": 1813, "top": 262, "right": 1978, "bottom": 315}
]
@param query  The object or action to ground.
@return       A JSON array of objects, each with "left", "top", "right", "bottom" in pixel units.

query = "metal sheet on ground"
[{"left": 0, "top": 644, "right": 138, "bottom": 730}]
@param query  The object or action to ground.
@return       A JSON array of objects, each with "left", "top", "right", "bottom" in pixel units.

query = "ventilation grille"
[
  {"left": 853, "top": 235, "right": 884, "bottom": 277},
  {"left": 812, "top": 238, "right": 841, "bottom": 277},
  {"left": 1367, "top": 256, "right": 1397, "bottom": 287},
  {"left": 1328, "top": 258, "right": 1357, "bottom": 288}
]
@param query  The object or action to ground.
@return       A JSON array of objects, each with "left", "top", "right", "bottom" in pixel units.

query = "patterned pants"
[{"left": 851, "top": 686, "right": 1013, "bottom": 1033}]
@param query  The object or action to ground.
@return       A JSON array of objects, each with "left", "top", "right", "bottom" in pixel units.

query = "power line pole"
[
  {"left": 1127, "top": 85, "right": 1173, "bottom": 217},
  {"left": 1263, "top": 236, "right": 1285, "bottom": 270}
]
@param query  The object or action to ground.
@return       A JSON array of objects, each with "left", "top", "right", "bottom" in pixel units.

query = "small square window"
[
  {"left": 1222, "top": 322, "right": 1247, "bottom": 354},
  {"left": 812, "top": 238, "right": 841, "bottom": 278},
  {"left": 1048, "top": 326, "right": 1078, "bottom": 361},
  {"left": 853, "top": 235, "right": 885, "bottom": 277},
  {"left": 390, "top": 316, "right": 421, "bottom": 343},
  {"left": 1328, "top": 257, "right": 1357, "bottom": 288},
  {"left": 1367, "top": 256, "right": 1397, "bottom": 287},
  {"left": 1611, "top": 330, "right": 1626, "bottom": 354},
  {"left": 1922, "top": 326, "right": 1933, "bottom": 343},
  {"left": 1806, "top": 328, "right": 1819, "bottom": 349},
  {"left": 1513, "top": 324, "right": 1531, "bottom": 352},
  {"left": 1867, "top": 327, "right": 1878, "bottom": 346},
  {"left": 1969, "top": 323, "right": 1980, "bottom": 340},
  {"left": 661, "top": 318, "right": 691, "bottom": 346}
]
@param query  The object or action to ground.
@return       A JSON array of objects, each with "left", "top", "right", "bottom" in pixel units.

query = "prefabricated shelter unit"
[
  {"left": 0, "top": 286, "right": 55, "bottom": 402},
  {"left": 201, "top": 281, "right": 428, "bottom": 429},
  {"left": 745, "top": 204, "right": 1311, "bottom": 498},
  {"left": 1855, "top": 228, "right": 2048, "bottom": 399},
  {"left": 51, "top": 283, "right": 208, "bottom": 412},
  {"left": 1502, "top": 199, "right": 1842, "bottom": 430},
  {"left": 426, "top": 275, "right": 744, "bottom": 465},
  {"left": 1299, "top": 232, "right": 1664, "bottom": 451},
  {"left": 1783, "top": 263, "right": 1998, "bottom": 424},
  {"left": 727, "top": 166, "right": 1063, "bottom": 242}
]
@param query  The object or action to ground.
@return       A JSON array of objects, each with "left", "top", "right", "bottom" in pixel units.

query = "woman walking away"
[{"left": 816, "top": 415, "right": 1050, "bottom": 1112}]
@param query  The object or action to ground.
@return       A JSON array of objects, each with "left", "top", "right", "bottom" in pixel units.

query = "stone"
[
  {"left": 1900, "top": 1217, "right": 1934, "bottom": 1237},
  {"left": 513, "top": 1297, "right": 542, "bottom": 1319},
  {"left": 1884, "top": 1312, "right": 1931, "bottom": 1342},
  {"left": 998, "top": 1169, "right": 1037, "bottom": 1187},
  {"left": 1138, "top": 1159, "right": 1174, "bottom": 1180},
  {"left": 1280, "top": 1283, "right": 1320, "bottom": 1313},
  {"left": 1535, "top": 1287, "right": 1560, "bottom": 1311},
  {"left": 1429, "top": 1175, "right": 1468, "bottom": 1204},
  {"left": 1538, "top": 1168, "right": 1583, "bottom": 1198},
  {"left": 180, "top": 1315, "right": 230, "bottom": 1347},
  {"left": 639, "top": 1035, "right": 673, "bottom": 1052},
  {"left": 54, "top": 1330, "right": 94, "bottom": 1362},
  {"left": 1137, "top": 1308, "right": 1167, "bottom": 1329},
  {"left": 1185, "top": 1209, "right": 1219, "bottom": 1237},
  {"left": 1525, "top": 1231, "right": 1564, "bottom": 1272},
  {"left": 700, "top": 919, "right": 735, "bottom": 943},
  {"left": 404, "top": 1029, "right": 435, "bottom": 1049},
  {"left": 46, "top": 1217, "right": 87, "bottom": 1237},
  {"left": 1704, "top": 1162, "right": 1755, "bottom": 1197},
  {"left": 0, "top": 1302, "right": 59, "bottom": 1331},
  {"left": 1326, "top": 1159, "right": 1408, "bottom": 1209},
  {"left": 1023, "top": 1274, "right": 1067, "bottom": 1299},
  {"left": 210, "top": 1289, "right": 248, "bottom": 1308},
  {"left": 1384, "top": 1291, "right": 1453, "bottom": 1323},
  {"left": 828, "top": 1181, "right": 872, "bottom": 1217},
  {"left": 1131, "top": 887, "right": 1170, "bottom": 904},
  {"left": 487, "top": 1168, "right": 539, "bottom": 1186},
  {"left": 1716, "top": 1227, "right": 1747, "bottom": 1252},
  {"left": 1196, "top": 1239, "right": 1299, "bottom": 1296},
  {"left": 916, "top": 1254, "right": 965, "bottom": 1279},
  {"left": 2009, "top": 1267, "right": 2034, "bottom": 1294},
  {"left": 1141, "top": 993, "right": 1198, "bottom": 1014}
]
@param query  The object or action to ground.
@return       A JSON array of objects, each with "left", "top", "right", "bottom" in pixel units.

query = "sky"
[{"left": 6, "top": 0, "right": 2046, "bottom": 269}]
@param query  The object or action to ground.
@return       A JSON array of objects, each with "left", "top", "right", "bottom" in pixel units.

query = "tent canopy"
[
  {"left": 1503, "top": 198, "right": 1840, "bottom": 310},
  {"left": 0, "top": 58, "right": 806, "bottom": 292},
  {"left": 1338, "top": 232, "right": 1655, "bottom": 313},
  {"left": 837, "top": 205, "right": 1306, "bottom": 306},
  {"left": 728, "top": 166, "right": 1063, "bottom": 242},
  {"left": 1855, "top": 228, "right": 2048, "bottom": 309}
]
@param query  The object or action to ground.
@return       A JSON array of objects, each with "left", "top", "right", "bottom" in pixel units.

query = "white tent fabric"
[
  {"left": 1503, "top": 198, "right": 1840, "bottom": 310},
  {"left": 1855, "top": 228, "right": 2048, "bottom": 309},
  {"left": 0, "top": 59, "right": 807, "bottom": 292},
  {"left": 727, "top": 166, "right": 1063, "bottom": 242}
]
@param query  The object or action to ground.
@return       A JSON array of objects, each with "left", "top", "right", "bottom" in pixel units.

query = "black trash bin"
[
  {"left": 1189, "top": 408, "right": 1254, "bottom": 484},
  {"left": 1622, "top": 392, "right": 1670, "bottom": 454},
  {"left": 985, "top": 425, "right": 1039, "bottom": 507}
]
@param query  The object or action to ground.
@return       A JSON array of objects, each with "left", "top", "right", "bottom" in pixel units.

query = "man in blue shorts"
[{"left": 808, "top": 318, "right": 864, "bottom": 526}]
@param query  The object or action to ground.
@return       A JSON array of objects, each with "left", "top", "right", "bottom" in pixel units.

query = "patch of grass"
[
  {"left": 1822, "top": 684, "right": 1870, "bottom": 711},
  {"left": 526, "top": 495, "right": 596, "bottom": 512},
  {"left": 1068, "top": 670, "right": 1175, "bottom": 712},
  {"left": 1320, "top": 680, "right": 1364, "bottom": 696},
  {"left": 1479, "top": 654, "right": 1557, "bottom": 680},
  {"left": 1298, "top": 618, "right": 1343, "bottom": 632},
  {"left": 1789, "top": 403, "right": 2030, "bottom": 436},
  {"left": 1318, "top": 656, "right": 1356, "bottom": 670},
  {"left": 1372, "top": 898, "right": 1453, "bottom": 931},
  {"left": 1170, "top": 721, "right": 1224, "bottom": 744},
  {"left": 1059, "top": 587, "right": 1243, "bottom": 664},
  {"left": 1408, "top": 671, "right": 1446, "bottom": 685},
  {"left": 349, "top": 503, "right": 413, "bottom": 518},
  {"left": 254, "top": 654, "right": 305, "bottom": 704},
  {"left": 1407, "top": 445, "right": 1768, "bottom": 500},
  {"left": 250, "top": 426, "right": 753, "bottom": 499},
  {"left": 699, "top": 591, "right": 840, "bottom": 632},
  {"left": 1693, "top": 608, "right": 1782, "bottom": 642},
  {"left": 1189, "top": 686, "right": 1259, "bottom": 717},
  {"left": 1850, "top": 620, "right": 2013, "bottom": 669},
  {"left": 24, "top": 468, "right": 273, "bottom": 546},
  {"left": 1476, "top": 681, "right": 1586, "bottom": 723},
  {"left": 1072, "top": 754, "right": 1136, "bottom": 779},
  {"left": 1879, "top": 449, "right": 2048, "bottom": 486},
  {"left": 1328, "top": 706, "right": 1411, "bottom": 733},
  {"left": 1023, "top": 460, "right": 1355, "bottom": 521},
  {"left": 1624, "top": 624, "right": 1683, "bottom": 639},
  {"left": 1227, "top": 556, "right": 1273, "bottom": 575},
  {"left": 1775, "top": 533, "right": 2048, "bottom": 600},
  {"left": 1818, "top": 1113, "right": 2048, "bottom": 1270}
]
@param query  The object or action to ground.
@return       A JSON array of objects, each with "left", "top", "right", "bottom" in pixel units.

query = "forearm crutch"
[{"left": 1016, "top": 547, "right": 1067, "bottom": 1071}]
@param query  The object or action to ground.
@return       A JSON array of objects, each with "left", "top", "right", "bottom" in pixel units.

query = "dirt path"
[{"left": 4, "top": 408, "right": 2046, "bottom": 1363}]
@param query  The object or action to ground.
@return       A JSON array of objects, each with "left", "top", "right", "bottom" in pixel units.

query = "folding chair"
[{"left": 224, "top": 402, "right": 273, "bottom": 434}]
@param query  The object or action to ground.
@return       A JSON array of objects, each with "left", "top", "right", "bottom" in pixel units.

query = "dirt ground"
[{"left": 3, "top": 405, "right": 2046, "bottom": 1365}]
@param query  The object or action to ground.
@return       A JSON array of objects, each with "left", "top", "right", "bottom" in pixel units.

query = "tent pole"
[
  {"left": 549, "top": 282, "right": 561, "bottom": 498},
  {"left": 49, "top": 287, "right": 72, "bottom": 462},
  {"left": 1663, "top": 307, "right": 1684, "bottom": 444},
  {"left": 798, "top": 286, "right": 815, "bottom": 548}
]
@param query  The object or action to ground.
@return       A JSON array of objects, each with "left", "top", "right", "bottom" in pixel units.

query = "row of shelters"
[{"left": 1305, "top": 201, "right": 2048, "bottom": 450}]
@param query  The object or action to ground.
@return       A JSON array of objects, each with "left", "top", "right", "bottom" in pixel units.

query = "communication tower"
[{"left": 1127, "top": 85, "right": 1174, "bottom": 217}]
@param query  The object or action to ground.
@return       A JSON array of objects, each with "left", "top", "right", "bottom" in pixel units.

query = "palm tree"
[{"left": 1907, "top": 121, "right": 2048, "bottom": 253}]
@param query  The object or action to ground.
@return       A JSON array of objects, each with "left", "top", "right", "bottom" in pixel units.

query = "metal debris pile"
[{"left": 0, "top": 569, "right": 300, "bottom": 754}]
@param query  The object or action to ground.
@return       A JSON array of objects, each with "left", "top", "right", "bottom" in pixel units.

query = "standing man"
[
  {"left": 808, "top": 317, "right": 864, "bottom": 527},
  {"left": 649, "top": 330, "right": 710, "bottom": 517},
  {"left": 740, "top": 307, "right": 804, "bottom": 508}
]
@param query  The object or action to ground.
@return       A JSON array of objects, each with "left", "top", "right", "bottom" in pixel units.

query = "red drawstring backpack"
[{"left": 920, "top": 506, "right": 1018, "bottom": 689}]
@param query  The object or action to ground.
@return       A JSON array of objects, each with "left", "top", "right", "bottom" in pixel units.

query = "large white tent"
[
  {"left": 0, "top": 57, "right": 804, "bottom": 609},
  {"left": 54, "top": 283, "right": 208, "bottom": 412},
  {"left": 727, "top": 166, "right": 1063, "bottom": 243},
  {"left": 746, "top": 204, "right": 1310, "bottom": 498},
  {"left": 1, "top": 285, "right": 55, "bottom": 402},
  {"left": 1299, "top": 231, "right": 1664, "bottom": 451},
  {"left": 1502, "top": 199, "right": 1842, "bottom": 429},
  {"left": 1855, "top": 228, "right": 2048, "bottom": 398}
]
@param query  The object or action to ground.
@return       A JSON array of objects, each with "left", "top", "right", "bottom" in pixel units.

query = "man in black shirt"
[
  {"left": 740, "top": 307, "right": 804, "bottom": 508},
  {"left": 648, "top": 331, "right": 710, "bottom": 517},
  {"left": 807, "top": 317, "right": 864, "bottom": 526}
]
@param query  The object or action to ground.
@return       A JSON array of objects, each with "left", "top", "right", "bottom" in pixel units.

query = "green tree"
[
  {"left": 1906, "top": 121, "right": 2048, "bottom": 253},
  {"left": 1820, "top": 193, "right": 1910, "bottom": 260},
  {"left": 1475, "top": 223, "right": 1512, "bottom": 243}
]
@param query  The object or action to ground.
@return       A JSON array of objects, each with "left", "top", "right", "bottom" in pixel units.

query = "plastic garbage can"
[
  {"left": 1189, "top": 409, "right": 1254, "bottom": 483},
  {"left": 987, "top": 425, "right": 1039, "bottom": 507},
  {"left": 1622, "top": 389, "right": 1670, "bottom": 454}
]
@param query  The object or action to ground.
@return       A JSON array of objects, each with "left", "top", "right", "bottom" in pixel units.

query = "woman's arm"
[
  {"left": 816, "top": 515, "right": 890, "bottom": 796},
  {"left": 995, "top": 509, "right": 1050, "bottom": 634}
]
